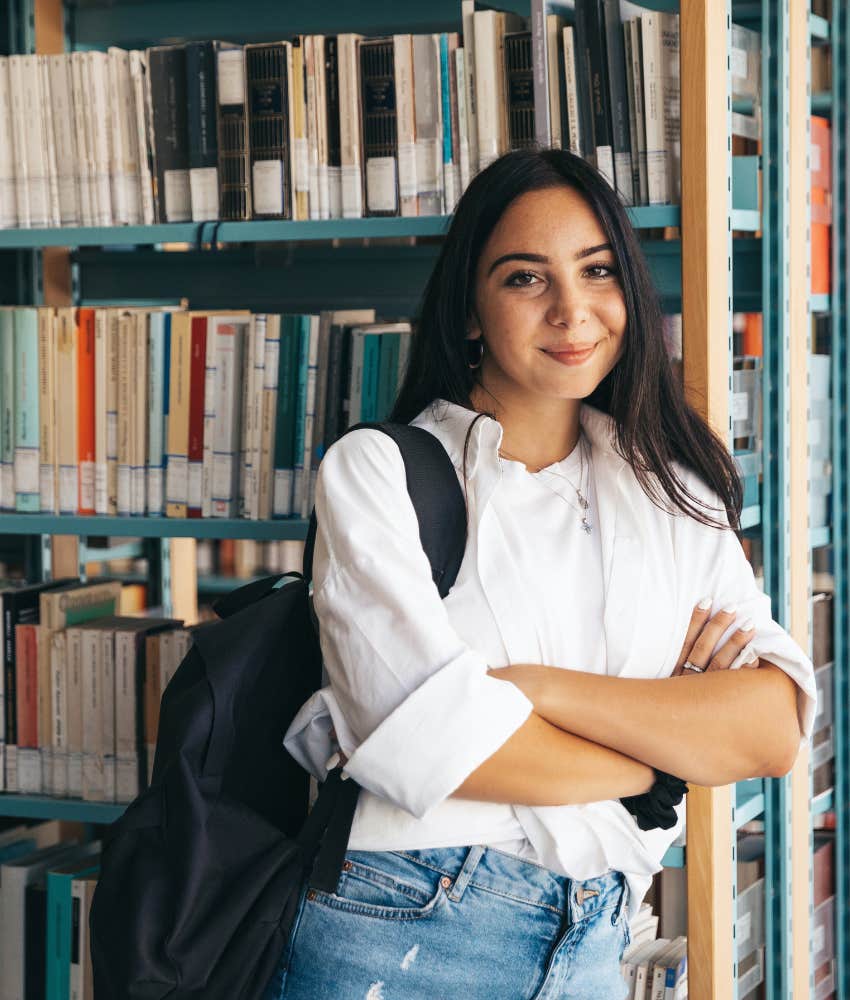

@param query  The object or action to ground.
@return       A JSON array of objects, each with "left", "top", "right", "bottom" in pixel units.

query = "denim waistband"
[{"left": 383, "top": 845, "right": 628, "bottom": 925}]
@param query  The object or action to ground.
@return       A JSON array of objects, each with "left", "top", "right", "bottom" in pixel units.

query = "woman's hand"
[{"left": 671, "top": 598, "right": 761, "bottom": 676}]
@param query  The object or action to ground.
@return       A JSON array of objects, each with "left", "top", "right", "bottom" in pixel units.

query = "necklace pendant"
[{"left": 577, "top": 493, "right": 589, "bottom": 510}]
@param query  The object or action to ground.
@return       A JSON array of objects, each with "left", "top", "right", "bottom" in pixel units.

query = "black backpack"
[{"left": 88, "top": 421, "right": 468, "bottom": 1000}]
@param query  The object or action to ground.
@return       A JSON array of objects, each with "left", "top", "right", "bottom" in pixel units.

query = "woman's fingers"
[
  {"left": 672, "top": 599, "right": 714, "bottom": 676},
  {"left": 687, "top": 606, "right": 745, "bottom": 671},
  {"left": 704, "top": 621, "right": 757, "bottom": 671}
]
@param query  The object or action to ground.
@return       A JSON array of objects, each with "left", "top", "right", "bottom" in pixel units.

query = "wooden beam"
[
  {"left": 788, "top": 0, "right": 813, "bottom": 994},
  {"left": 33, "top": 0, "right": 64, "bottom": 55},
  {"left": 680, "top": 2, "right": 734, "bottom": 998},
  {"left": 168, "top": 537, "right": 199, "bottom": 626}
]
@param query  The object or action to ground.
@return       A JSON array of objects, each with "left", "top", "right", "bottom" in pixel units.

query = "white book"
[
  {"left": 313, "top": 36, "right": 331, "bottom": 220},
  {"left": 247, "top": 314, "right": 266, "bottom": 519},
  {"left": 87, "top": 51, "right": 114, "bottom": 226},
  {"left": 114, "top": 630, "right": 138, "bottom": 803},
  {"left": 107, "top": 47, "right": 136, "bottom": 225},
  {"left": 129, "top": 50, "right": 155, "bottom": 226},
  {"left": 100, "top": 630, "right": 116, "bottom": 801},
  {"left": 461, "top": 0, "right": 480, "bottom": 177},
  {"left": 624, "top": 14, "right": 649, "bottom": 204},
  {"left": 70, "top": 52, "right": 94, "bottom": 226},
  {"left": 81, "top": 628, "right": 104, "bottom": 801},
  {"left": 304, "top": 36, "right": 321, "bottom": 220},
  {"left": 659, "top": 11, "right": 680, "bottom": 204},
  {"left": 0, "top": 841, "right": 84, "bottom": 1000},
  {"left": 47, "top": 54, "right": 80, "bottom": 226},
  {"left": 0, "top": 58, "right": 17, "bottom": 228},
  {"left": 257, "top": 314, "right": 280, "bottom": 520},
  {"left": 65, "top": 627, "right": 85, "bottom": 799},
  {"left": 562, "top": 26, "right": 581, "bottom": 156},
  {"left": 473, "top": 12, "right": 519, "bottom": 171},
  {"left": 209, "top": 317, "right": 247, "bottom": 517},
  {"left": 237, "top": 315, "right": 257, "bottom": 518},
  {"left": 412, "top": 35, "right": 443, "bottom": 216},
  {"left": 622, "top": 940, "right": 662, "bottom": 1000},
  {"left": 337, "top": 34, "right": 364, "bottom": 219},
  {"left": 640, "top": 11, "right": 668, "bottom": 205},
  {"left": 393, "top": 34, "right": 417, "bottom": 216},
  {"left": 132, "top": 313, "right": 148, "bottom": 515},
  {"left": 651, "top": 938, "right": 687, "bottom": 1000},
  {"left": 201, "top": 315, "right": 216, "bottom": 518},
  {"left": 634, "top": 938, "right": 670, "bottom": 1000},
  {"left": 454, "top": 48, "right": 470, "bottom": 198},
  {"left": 7, "top": 56, "right": 32, "bottom": 228},
  {"left": 346, "top": 327, "right": 366, "bottom": 428},
  {"left": 50, "top": 630, "right": 69, "bottom": 798},
  {"left": 21, "top": 55, "right": 50, "bottom": 227},
  {"left": 38, "top": 56, "right": 61, "bottom": 227},
  {"left": 70, "top": 875, "right": 98, "bottom": 1000}
]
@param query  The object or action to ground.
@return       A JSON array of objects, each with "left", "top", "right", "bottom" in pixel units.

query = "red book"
[
  {"left": 76, "top": 307, "right": 96, "bottom": 515},
  {"left": 187, "top": 315, "right": 208, "bottom": 518},
  {"left": 14, "top": 623, "right": 38, "bottom": 750}
]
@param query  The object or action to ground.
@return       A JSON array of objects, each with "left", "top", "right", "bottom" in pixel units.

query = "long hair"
[{"left": 388, "top": 147, "right": 742, "bottom": 531}]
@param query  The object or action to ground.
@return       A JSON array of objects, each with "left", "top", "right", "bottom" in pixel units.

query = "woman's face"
[{"left": 468, "top": 186, "right": 628, "bottom": 410}]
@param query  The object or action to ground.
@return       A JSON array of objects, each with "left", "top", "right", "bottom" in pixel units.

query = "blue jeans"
[{"left": 262, "top": 844, "right": 632, "bottom": 999}]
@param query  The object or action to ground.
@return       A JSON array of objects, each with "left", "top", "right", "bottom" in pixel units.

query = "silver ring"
[{"left": 683, "top": 660, "right": 706, "bottom": 673}]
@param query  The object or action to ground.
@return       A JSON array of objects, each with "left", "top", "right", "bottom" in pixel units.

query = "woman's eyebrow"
[{"left": 487, "top": 243, "right": 613, "bottom": 276}]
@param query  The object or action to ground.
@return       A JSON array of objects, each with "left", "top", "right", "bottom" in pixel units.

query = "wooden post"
[
  {"left": 788, "top": 0, "right": 813, "bottom": 995},
  {"left": 680, "top": 2, "right": 735, "bottom": 998}
]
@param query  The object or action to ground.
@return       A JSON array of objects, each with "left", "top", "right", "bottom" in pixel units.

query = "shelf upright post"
[
  {"left": 833, "top": 1, "right": 850, "bottom": 995},
  {"left": 788, "top": 1, "right": 813, "bottom": 997},
  {"left": 680, "top": 1, "right": 734, "bottom": 997}
]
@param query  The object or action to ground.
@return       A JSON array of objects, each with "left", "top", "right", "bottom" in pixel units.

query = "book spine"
[
  {"left": 602, "top": 0, "right": 635, "bottom": 203},
  {"left": 628, "top": 19, "right": 648, "bottom": 205},
  {"left": 116, "top": 312, "right": 133, "bottom": 517},
  {"left": 346, "top": 328, "right": 365, "bottom": 428},
  {"left": 101, "top": 630, "right": 116, "bottom": 801},
  {"left": 69, "top": 52, "right": 92, "bottom": 226},
  {"left": 165, "top": 313, "right": 192, "bottom": 517},
  {"left": 38, "top": 307, "right": 57, "bottom": 513},
  {"left": 81, "top": 629, "right": 103, "bottom": 801},
  {"left": 14, "top": 623, "right": 40, "bottom": 793},
  {"left": 640, "top": 12, "right": 667, "bottom": 205},
  {"left": 201, "top": 315, "right": 216, "bottom": 519},
  {"left": 0, "top": 310, "right": 15, "bottom": 511},
  {"left": 272, "top": 317, "right": 297, "bottom": 517},
  {"left": 185, "top": 41, "right": 220, "bottom": 223},
  {"left": 393, "top": 35, "right": 417, "bottom": 216},
  {"left": 88, "top": 51, "right": 114, "bottom": 225},
  {"left": 21, "top": 54, "right": 50, "bottom": 226},
  {"left": 114, "top": 632, "right": 138, "bottom": 803},
  {"left": 129, "top": 50, "right": 156, "bottom": 226},
  {"left": 314, "top": 36, "right": 330, "bottom": 220},
  {"left": 131, "top": 314, "right": 148, "bottom": 515},
  {"left": 584, "top": 0, "right": 615, "bottom": 188},
  {"left": 50, "top": 629, "right": 68, "bottom": 797},
  {"left": 360, "top": 39, "right": 399, "bottom": 216},
  {"left": 257, "top": 315, "right": 280, "bottom": 520},
  {"left": 39, "top": 55, "right": 61, "bottom": 227},
  {"left": 0, "top": 58, "right": 17, "bottom": 228},
  {"left": 297, "top": 318, "right": 320, "bottom": 517},
  {"left": 76, "top": 307, "right": 96, "bottom": 516},
  {"left": 290, "top": 38, "right": 309, "bottom": 221},
  {"left": 246, "top": 42, "right": 292, "bottom": 219},
  {"left": 337, "top": 34, "right": 364, "bottom": 219},
  {"left": 461, "top": 1, "right": 479, "bottom": 176},
  {"left": 147, "top": 313, "right": 166, "bottom": 516},
  {"left": 211, "top": 320, "right": 245, "bottom": 517},
  {"left": 531, "top": 0, "right": 550, "bottom": 146},
  {"left": 93, "top": 309, "right": 108, "bottom": 514},
  {"left": 105, "top": 310, "right": 119, "bottom": 515},
  {"left": 505, "top": 32, "right": 534, "bottom": 153},
  {"left": 187, "top": 315, "right": 207, "bottom": 518},
  {"left": 13, "top": 308, "right": 40, "bottom": 513},
  {"left": 216, "top": 44, "right": 251, "bottom": 220},
  {"left": 413, "top": 35, "right": 442, "bottom": 216},
  {"left": 325, "top": 36, "right": 342, "bottom": 218},
  {"left": 148, "top": 45, "right": 191, "bottom": 223},
  {"left": 66, "top": 627, "right": 84, "bottom": 798}
]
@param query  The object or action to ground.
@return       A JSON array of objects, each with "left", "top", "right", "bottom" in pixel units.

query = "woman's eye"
[
  {"left": 585, "top": 264, "right": 617, "bottom": 279},
  {"left": 505, "top": 271, "right": 539, "bottom": 287}
]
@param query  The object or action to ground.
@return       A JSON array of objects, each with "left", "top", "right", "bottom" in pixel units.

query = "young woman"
[{"left": 270, "top": 148, "right": 816, "bottom": 999}]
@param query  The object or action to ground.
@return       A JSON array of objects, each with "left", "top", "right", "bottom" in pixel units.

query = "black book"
[
  {"left": 323, "top": 324, "right": 345, "bottom": 454},
  {"left": 324, "top": 36, "right": 341, "bottom": 215},
  {"left": 601, "top": 0, "right": 635, "bottom": 203},
  {"left": 359, "top": 37, "right": 398, "bottom": 217},
  {"left": 575, "top": 0, "right": 614, "bottom": 186},
  {"left": 147, "top": 44, "right": 191, "bottom": 223},
  {"left": 245, "top": 41, "right": 293, "bottom": 219},
  {"left": 215, "top": 43, "right": 252, "bottom": 221},
  {"left": 504, "top": 31, "right": 535, "bottom": 151},
  {"left": 185, "top": 41, "right": 220, "bottom": 223},
  {"left": 25, "top": 879, "right": 47, "bottom": 1000}
]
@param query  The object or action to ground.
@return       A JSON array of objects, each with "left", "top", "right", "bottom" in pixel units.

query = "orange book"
[
  {"left": 15, "top": 623, "right": 39, "bottom": 751},
  {"left": 77, "top": 307, "right": 97, "bottom": 515},
  {"left": 742, "top": 313, "right": 763, "bottom": 358},
  {"left": 187, "top": 316, "right": 208, "bottom": 518}
]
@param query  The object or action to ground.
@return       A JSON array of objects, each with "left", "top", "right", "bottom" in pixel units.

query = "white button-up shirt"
[{"left": 284, "top": 398, "right": 817, "bottom": 920}]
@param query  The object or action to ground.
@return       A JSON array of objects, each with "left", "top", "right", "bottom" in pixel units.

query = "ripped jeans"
[{"left": 261, "top": 844, "right": 632, "bottom": 1000}]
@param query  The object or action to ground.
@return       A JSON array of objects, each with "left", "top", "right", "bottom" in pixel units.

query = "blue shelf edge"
[
  {"left": 811, "top": 294, "right": 831, "bottom": 313},
  {"left": 734, "top": 781, "right": 766, "bottom": 829},
  {"left": 0, "top": 205, "right": 681, "bottom": 249},
  {"left": 662, "top": 846, "right": 685, "bottom": 868},
  {"left": 0, "top": 793, "right": 125, "bottom": 823},
  {"left": 811, "top": 526, "right": 832, "bottom": 549},
  {"left": 812, "top": 788, "right": 834, "bottom": 816},
  {"left": 0, "top": 514, "right": 310, "bottom": 540},
  {"left": 809, "top": 12, "right": 830, "bottom": 42}
]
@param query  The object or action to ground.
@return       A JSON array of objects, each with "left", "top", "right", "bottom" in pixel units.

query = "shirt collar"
[{"left": 409, "top": 397, "right": 625, "bottom": 479}]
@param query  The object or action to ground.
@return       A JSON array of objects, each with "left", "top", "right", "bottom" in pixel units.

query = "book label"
[
  {"left": 366, "top": 157, "right": 397, "bottom": 212},
  {"left": 253, "top": 160, "right": 283, "bottom": 215},
  {"left": 163, "top": 169, "right": 191, "bottom": 222}
]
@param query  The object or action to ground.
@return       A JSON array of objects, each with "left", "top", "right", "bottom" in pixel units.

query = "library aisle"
[{"left": 0, "top": 0, "right": 842, "bottom": 998}]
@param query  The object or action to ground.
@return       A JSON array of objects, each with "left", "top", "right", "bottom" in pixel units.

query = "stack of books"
[{"left": 0, "top": 304, "right": 411, "bottom": 521}]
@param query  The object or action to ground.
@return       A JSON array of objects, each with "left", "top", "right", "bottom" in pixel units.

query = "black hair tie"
[{"left": 620, "top": 769, "right": 689, "bottom": 831}]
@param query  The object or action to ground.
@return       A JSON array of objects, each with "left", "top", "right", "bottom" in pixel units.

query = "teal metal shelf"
[
  {"left": 0, "top": 206, "right": 681, "bottom": 249},
  {"left": 662, "top": 846, "right": 685, "bottom": 868},
  {"left": 0, "top": 514, "right": 309, "bottom": 540},
  {"left": 740, "top": 505, "right": 762, "bottom": 530},
  {"left": 812, "top": 788, "right": 834, "bottom": 816},
  {"left": 735, "top": 780, "right": 766, "bottom": 829},
  {"left": 198, "top": 574, "right": 265, "bottom": 593},
  {"left": 0, "top": 793, "right": 125, "bottom": 824},
  {"left": 811, "top": 294, "right": 831, "bottom": 314},
  {"left": 811, "top": 526, "right": 832, "bottom": 549},
  {"left": 731, "top": 209, "right": 761, "bottom": 231}
]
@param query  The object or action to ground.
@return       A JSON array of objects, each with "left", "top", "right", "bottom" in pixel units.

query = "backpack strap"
[
  {"left": 298, "top": 420, "right": 469, "bottom": 892},
  {"left": 302, "top": 421, "right": 468, "bottom": 599}
]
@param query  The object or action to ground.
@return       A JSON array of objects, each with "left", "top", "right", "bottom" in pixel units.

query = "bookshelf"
[{"left": 0, "top": 0, "right": 840, "bottom": 998}]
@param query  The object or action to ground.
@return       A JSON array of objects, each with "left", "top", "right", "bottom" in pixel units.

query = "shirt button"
[{"left": 440, "top": 876, "right": 452, "bottom": 889}]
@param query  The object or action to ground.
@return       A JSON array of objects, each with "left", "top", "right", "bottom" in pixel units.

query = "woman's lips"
[{"left": 544, "top": 343, "right": 597, "bottom": 366}]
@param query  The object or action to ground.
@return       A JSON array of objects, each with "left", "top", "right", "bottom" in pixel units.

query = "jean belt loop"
[
  {"left": 446, "top": 845, "right": 486, "bottom": 903},
  {"left": 611, "top": 874, "right": 630, "bottom": 926}
]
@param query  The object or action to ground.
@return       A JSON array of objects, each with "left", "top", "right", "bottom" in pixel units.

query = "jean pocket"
[{"left": 308, "top": 849, "right": 448, "bottom": 921}]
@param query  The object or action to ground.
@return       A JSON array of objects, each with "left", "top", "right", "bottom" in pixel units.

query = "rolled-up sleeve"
[
  {"left": 678, "top": 464, "right": 817, "bottom": 743},
  {"left": 296, "top": 427, "right": 534, "bottom": 820}
]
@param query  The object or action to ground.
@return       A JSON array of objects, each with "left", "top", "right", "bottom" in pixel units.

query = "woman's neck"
[{"left": 470, "top": 385, "right": 582, "bottom": 471}]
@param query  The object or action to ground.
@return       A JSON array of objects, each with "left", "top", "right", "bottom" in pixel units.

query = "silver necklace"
[{"left": 498, "top": 433, "right": 594, "bottom": 534}]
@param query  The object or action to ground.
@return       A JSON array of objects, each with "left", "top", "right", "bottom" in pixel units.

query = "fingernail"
[
  {"left": 744, "top": 648, "right": 758, "bottom": 664},
  {"left": 697, "top": 597, "right": 712, "bottom": 610},
  {"left": 739, "top": 617, "right": 755, "bottom": 632},
  {"left": 722, "top": 603, "right": 737, "bottom": 614},
  {"left": 325, "top": 752, "right": 341, "bottom": 770}
]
